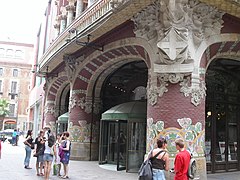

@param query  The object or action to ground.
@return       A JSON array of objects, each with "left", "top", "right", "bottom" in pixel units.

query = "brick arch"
[
  {"left": 72, "top": 38, "right": 153, "bottom": 99},
  {"left": 44, "top": 75, "right": 70, "bottom": 126},
  {"left": 196, "top": 33, "right": 240, "bottom": 69},
  {"left": 46, "top": 75, "right": 69, "bottom": 103},
  {"left": 202, "top": 40, "right": 240, "bottom": 70}
]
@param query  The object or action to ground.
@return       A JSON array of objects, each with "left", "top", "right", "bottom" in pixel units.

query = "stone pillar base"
[
  {"left": 70, "top": 141, "right": 99, "bottom": 161},
  {"left": 165, "top": 157, "right": 207, "bottom": 179}
]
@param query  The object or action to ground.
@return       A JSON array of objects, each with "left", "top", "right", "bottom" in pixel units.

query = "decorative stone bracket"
[
  {"left": 147, "top": 73, "right": 206, "bottom": 106},
  {"left": 69, "top": 93, "right": 102, "bottom": 114},
  {"left": 180, "top": 77, "right": 206, "bottom": 106}
]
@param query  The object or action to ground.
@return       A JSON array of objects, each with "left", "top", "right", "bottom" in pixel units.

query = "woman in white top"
[{"left": 43, "top": 134, "right": 57, "bottom": 180}]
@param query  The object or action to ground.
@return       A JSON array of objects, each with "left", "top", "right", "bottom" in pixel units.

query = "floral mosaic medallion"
[
  {"left": 147, "top": 117, "right": 205, "bottom": 157},
  {"left": 69, "top": 120, "right": 99, "bottom": 142}
]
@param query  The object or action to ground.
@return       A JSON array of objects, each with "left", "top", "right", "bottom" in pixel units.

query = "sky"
[{"left": 0, "top": 0, "right": 48, "bottom": 44}]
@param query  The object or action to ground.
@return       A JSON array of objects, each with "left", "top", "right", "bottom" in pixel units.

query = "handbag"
[{"left": 138, "top": 150, "right": 165, "bottom": 180}]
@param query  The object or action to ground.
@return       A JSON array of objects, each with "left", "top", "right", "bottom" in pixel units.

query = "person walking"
[
  {"left": 43, "top": 134, "right": 57, "bottom": 180},
  {"left": 0, "top": 139, "right": 2, "bottom": 159},
  {"left": 150, "top": 138, "right": 170, "bottom": 180},
  {"left": 12, "top": 129, "right": 17, "bottom": 146},
  {"left": 23, "top": 130, "right": 34, "bottom": 169},
  {"left": 174, "top": 138, "right": 191, "bottom": 180},
  {"left": 54, "top": 133, "right": 62, "bottom": 176},
  {"left": 34, "top": 130, "right": 45, "bottom": 176},
  {"left": 59, "top": 131, "right": 71, "bottom": 179}
]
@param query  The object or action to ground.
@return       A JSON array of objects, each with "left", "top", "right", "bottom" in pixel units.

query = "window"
[
  {"left": 6, "top": 49, "right": 13, "bottom": 57},
  {"left": 9, "top": 104, "right": 15, "bottom": 117},
  {"left": 11, "top": 81, "right": 17, "bottom": 94},
  {"left": 0, "top": 80, "right": 2, "bottom": 93},
  {"left": 0, "top": 48, "right": 4, "bottom": 57},
  {"left": 0, "top": 68, "right": 3, "bottom": 76},
  {"left": 15, "top": 50, "right": 23, "bottom": 59},
  {"left": 13, "top": 69, "right": 18, "bottom": 77}
]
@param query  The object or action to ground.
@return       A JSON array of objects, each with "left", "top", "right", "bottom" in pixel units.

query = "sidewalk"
[{"left": 1, "top": 138, "right": 240, "bottom": 180}]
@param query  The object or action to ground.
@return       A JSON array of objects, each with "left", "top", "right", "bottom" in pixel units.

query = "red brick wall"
[{"left": 147, "top": 83, "right": 205, "bottom": 129}]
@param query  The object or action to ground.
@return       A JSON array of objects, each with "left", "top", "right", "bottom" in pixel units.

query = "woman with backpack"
[{"left": 150, "top": 138, "right": 170, "bottom": 180}]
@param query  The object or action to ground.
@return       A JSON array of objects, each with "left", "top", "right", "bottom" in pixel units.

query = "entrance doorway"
[
  {"left": 100, "top": 120, "right": 127, "bottom": 171},
  {"left": 99, "top": 101, "right": 146, "bottom": 172},
  {"left": 206, "top": 59, "right": 240, "bottom": 173}
]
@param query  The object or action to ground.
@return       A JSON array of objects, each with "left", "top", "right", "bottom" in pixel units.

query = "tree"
[{"left": 0, "top": 98, "right": 9, "bottom": 130}]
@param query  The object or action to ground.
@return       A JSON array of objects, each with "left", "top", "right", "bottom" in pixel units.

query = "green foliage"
[{"left": 0, "top": 98, "right": 9, "bottom": 117}]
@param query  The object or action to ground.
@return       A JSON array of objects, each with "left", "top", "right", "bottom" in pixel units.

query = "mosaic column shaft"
[
  {"left": 147, "top": 76, "right": 206, "bottom": 179},
  {"left": 68, "top": 92, "right": 99, "bottom": 160}
]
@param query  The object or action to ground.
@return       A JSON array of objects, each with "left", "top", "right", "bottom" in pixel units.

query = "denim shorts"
[
  {"left": 152, "top": 168, "right": 166, "bottom": 180},
  {"left": 43, "top": 153, "right": 53, "bottom": 162}
]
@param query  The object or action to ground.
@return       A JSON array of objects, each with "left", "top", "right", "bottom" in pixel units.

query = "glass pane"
[
  {"left": 215, "top": 103, "right": 226, "bottom": 162},
  {"left": 127, "top": 122, "right": 146, "bottom": 172},
  {"left": 228, "top": 129, "right": 237, "bottom": 161},
  {"left": 205, "top": 103, "right": 212, "bottom": 162},
  {"left": 118, "top": 122, "right": 127, "bottom": 170},
  {"left": 108, "top": 123, "right": 118, "bottom": 163}
]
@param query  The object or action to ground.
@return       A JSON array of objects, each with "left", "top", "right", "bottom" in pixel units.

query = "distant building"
[{"left": 0, "top": 41, "right": 34, "bottom": 131}]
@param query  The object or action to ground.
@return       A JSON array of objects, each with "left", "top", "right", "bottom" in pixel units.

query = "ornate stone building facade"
[{"left": 31, "top": 0, "right": 240, "bottom": 178}]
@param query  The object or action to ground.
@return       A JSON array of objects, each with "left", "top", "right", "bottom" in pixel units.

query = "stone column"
[
  {"left": 60, "top": 7, "right": 67, "bottom": 33},
  {"left": 44, "top": 100, "right": 57, "bottom": 133},
  {"left": 146, "top": 73, "right": 206, "bottom": 179},
  {"left": 66, "top": 0, "right": 76, "bottom": 26},
  {"left": 68, "top": 91, "right": 100, "bottom": 160},
  {"left": 75, "top": 0, "right": 84, "bottom": 17},
  {"left": 54, "top": 16, "right": 61, "bottom": 37},
  {"left": 88, "top": 0, "right": 95, "bottom": 7}
]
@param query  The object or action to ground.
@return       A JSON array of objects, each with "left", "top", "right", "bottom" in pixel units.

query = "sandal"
[
  {"left": 61, "top": 176, "right": 69, "bottom": 179},
  {"left": 36, "top": 173, "right": 40, "bottom": 176},
  {"left": 40, "top": 173, "right": 44, "bottom": 176}
]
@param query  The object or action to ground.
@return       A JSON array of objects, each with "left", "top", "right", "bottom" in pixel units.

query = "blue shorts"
[
  {"left": 152, "top": 168, "right": 166, "bottom": 180},
  {"left": 43, "top": 153, "right": 53, "bottom": 162}
]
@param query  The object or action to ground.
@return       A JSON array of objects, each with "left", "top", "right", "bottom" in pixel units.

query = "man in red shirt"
[{"left": 174, "top": 138, "right": 191, "bottom": 180}]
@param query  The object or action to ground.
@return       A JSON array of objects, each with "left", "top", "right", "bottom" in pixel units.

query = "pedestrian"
[
  {"left": 23, "top": 130, "right": 34, "bottom": 169},
  {"left": 33, "top": 130, "right": 45, "bottom": 176},
  {"left": 43, "top": 134, "right": 57, "bottom": 180},
  {"left": 0, "top": 139, "right": 2, "bottom": 159},
  {"left": 54, "top": 133, "right": 62, "bottom": 176},
  {"left": 150, "top": 137, "right": 170, "bottom": 180},
  {"left": 16, "top": 128, "right": 20, "bottom": 146},
  {"left": 12, "top": 129, "right": 17, "bottom": 146},
  {"left": 59, "top": 131, "right": 71, "bottom": 179},
  {"left": 174, "top": 138, "right": 191, "bottom": 180}
]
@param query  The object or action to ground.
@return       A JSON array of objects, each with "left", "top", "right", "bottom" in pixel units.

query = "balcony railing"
[{"left": 39, "top": 0, "right": 116, "bottom": 70}]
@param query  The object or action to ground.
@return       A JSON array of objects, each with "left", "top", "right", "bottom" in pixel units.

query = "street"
[
  {"left": 0, "top": 137, "right": 138, "bottom": 180},
  {"left": 1, "top": 137, "right": 240, "bottom": 180}
]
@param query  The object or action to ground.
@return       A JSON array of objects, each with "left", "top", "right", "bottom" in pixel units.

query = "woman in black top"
[
  {"left": 34, "top": 130, "right": 45, "bottom": 176},
  {"left": 24, "top": 130, "right": 33, "bottom": 169}
]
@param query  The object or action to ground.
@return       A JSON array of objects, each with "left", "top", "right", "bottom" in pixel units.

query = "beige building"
[{"left": 0, "top": 41, "right": 34, "bottom": 131}]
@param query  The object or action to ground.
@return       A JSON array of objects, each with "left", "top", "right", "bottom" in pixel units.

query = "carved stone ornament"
[
  {"left": 158, "top": 73, "right": 185, "bottom": 84},
  {"left": 110, "top": 0, "right": 128, "bottom": 11},
  {"left": 64, "top": 54, "right": 77, "bottom": 82},
  {"left": 147, "top": 80, "right": 169, "bottom": 106},
  {"left": 44, "top": 105, "right": 56, "bottom": 116},
  {"left": 132, "top": 0, "right": 224, "bottom": 65},
  {"left": 69, "top": 94, "right": 102, "bottom": 114},
  {"left": 180, "top": 77, "right": 206, "bottom": 106}
]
